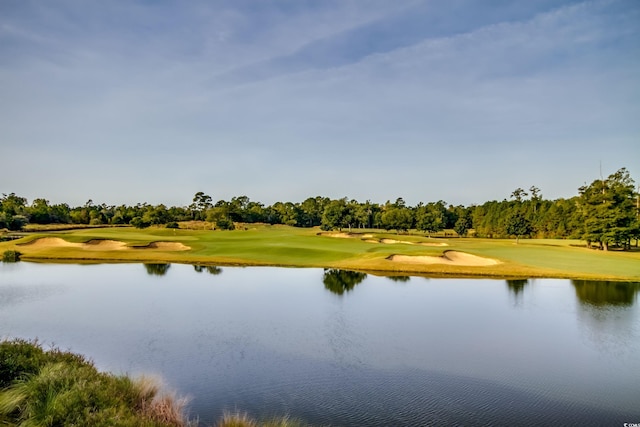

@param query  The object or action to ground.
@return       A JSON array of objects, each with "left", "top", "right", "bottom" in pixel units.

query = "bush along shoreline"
[{"left": 0, "top": 339, "right": 308, "bottom": 427}]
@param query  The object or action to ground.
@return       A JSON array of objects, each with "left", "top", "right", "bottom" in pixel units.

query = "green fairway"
[{"left": 2, "top": 224, "right": 639, "bottom": 281}]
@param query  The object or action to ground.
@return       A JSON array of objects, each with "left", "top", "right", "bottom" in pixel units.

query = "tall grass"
[
  {"left": 0, "top": 340, "right": 308, "bottom": 427},
  {"left": 0, "top": 339, "right": 190, "bottom": 426},
  {"left": 215, "top": 411, "right": 308, "bottom": 427}
]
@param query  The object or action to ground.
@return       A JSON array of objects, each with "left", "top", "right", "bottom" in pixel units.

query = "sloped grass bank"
[{"left": 0, "top": 339, "right": 188, "bottom": 426}]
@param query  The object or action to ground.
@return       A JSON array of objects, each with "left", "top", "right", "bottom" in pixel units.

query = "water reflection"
[
  {"left": 144, "top": 263, "right": 171, "bottom": 276},
  {"left": 572, "top": 280, "right": 640, "bottom": 357},
  {"left": 2, "top": 264, "right": 640, "bottom": 424},
  {"left": 571, "top": 280, "right": 640, "bottom": 307},
  {"left": 193, "top": 265, "right": 223, "bottom": 275},
  {"left": 506, "top": 279, "right": 529, "bottom": 296},
  {"left": 387, "top": 275, "right": 411, "bottom": 282},
  {"left": 322, "top": 269, "right": 367, "bottom": 295},
  {"left": 505, "top": 279, "right": 529, "bottom": 307}
]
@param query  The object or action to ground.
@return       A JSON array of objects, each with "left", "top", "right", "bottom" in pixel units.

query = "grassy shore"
[
  {"left": 1, "top": 224, "right": 639, "bottom": 281},
  {"left": 0, "top": 339, "right": 307, "bottom": 427}
]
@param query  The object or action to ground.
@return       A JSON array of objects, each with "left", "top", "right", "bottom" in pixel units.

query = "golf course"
[{"left": 2, "top": 224, "right": 639, "bottom": 281}]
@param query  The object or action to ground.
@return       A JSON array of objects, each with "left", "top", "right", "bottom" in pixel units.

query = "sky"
[{"left": 1, "top": 0, "right": 638, "bottom": 208}]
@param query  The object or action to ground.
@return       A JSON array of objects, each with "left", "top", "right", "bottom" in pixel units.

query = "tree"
[
  {"left": 299, "top": 197, "right": 326, "bottom": 227},
  {"left": 511, "top": 188, "right": 528, "bottom": 203},
  {"left": 529, "top": 186, "right": 542, "bottom": 214},
  {"left": 130, "top": 216, "right": 150, "bottom": 229},
  {"left": 454, "top": 213, "right": 472, "bottom": 237},
  {"left": 142, "top": 204, "right": 169, "bottom": 226},
  {"left": 29, "top": 199, "right": 52, "bottom": 224},
  {"left": 578, "top": 168, "right": 636, "bottom": 250},
  {"left": 415, "top": 201, "right": 446, "bottom": 236},
  {"left": 271, "top": 202, "right": 300, "bottom": 226},
  {"left": 190, "top": 192, "right": 212, "bottom": 220},
  {"left": 505, "top": 210, "right": 532, "bottom": 244},
  {"left": 0, "top": 193, "right": 27, "bottom": 216},
  {"left": 244, "top": 201, "right": 266, "bottom": 223},
  {"left": 529, "top": 186, "right": 542, "bottom": 201},
  {"left": 380, "top": 205, "right": 413, "bottom": 233},
  {"left": 321, "top": 199, "right": 348, "bottom": 231},
  {"left": 206, "top": 207, "right": 235, "bottom": 230},
  {"left": 11, "top": 215, "right": 28, "bottom": 231}
]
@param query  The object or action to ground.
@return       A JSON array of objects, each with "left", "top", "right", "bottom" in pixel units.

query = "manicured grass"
[{"left": 1, "top": 224, "right": 638, "bottom": 281}]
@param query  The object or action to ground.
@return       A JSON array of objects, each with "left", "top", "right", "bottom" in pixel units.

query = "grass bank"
[
  {"left": 0, "top": 339, "right": 308, "bottom": 427},
  {"left": 0, "top": 339, "right": 188, "bottom": 426},
  {"left": 1, "top": 224, "right": 638, "bottom": 281}
]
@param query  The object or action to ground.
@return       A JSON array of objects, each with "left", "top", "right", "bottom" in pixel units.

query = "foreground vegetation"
[
  {"left": 1, "top": 225, "right": 639, "bottom": 281},
  {"left": 0, "top": 340, "right": 308, "bottom": 427},
  {"left": 0, "top": 339, "right": 187, "bottom": 426}
]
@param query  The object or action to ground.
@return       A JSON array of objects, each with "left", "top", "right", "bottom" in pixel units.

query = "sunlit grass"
[
  {"left": 1, "top": 224, "right": 638, "bottom": 280},
  {"left": 0, "top": 339, "right": 190, "bottom": 426},
  {"left": 216, "top": 411, "right": 308, "bottom": 427}
]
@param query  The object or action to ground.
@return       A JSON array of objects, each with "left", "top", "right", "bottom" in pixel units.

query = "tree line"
[{"left": 2, "top": 168, "right": 638, "bottom": 250}]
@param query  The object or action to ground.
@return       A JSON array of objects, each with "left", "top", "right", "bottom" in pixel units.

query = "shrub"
[
  {"left": 0, "top": 339, "right": 189, "bottom": 427},
  {"left": 130, "top": 216, "right": 151, "bottom": 229},
  {"left": 216, "top": 411, "right": 308, "bottom": 427},
  {"left": 166, "top": 222, "right": 180, "bottom": 229},
  {"left": 8, "top": 215, "right": 28, "bottom": 231},
  {"left": 2, "top": 250, "right": 21, "bottom": 262},
  {"left": 215, "top": 217, "right": 235, "bottom": 230}
]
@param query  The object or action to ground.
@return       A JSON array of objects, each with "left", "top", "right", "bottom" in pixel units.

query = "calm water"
[{"left": 1, "top": 262, "right": 639, "bottom": 426}]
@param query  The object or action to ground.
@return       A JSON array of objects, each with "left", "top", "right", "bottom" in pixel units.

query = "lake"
[{"left": 1, "top": 262, "right": 639, "bottom": 426}]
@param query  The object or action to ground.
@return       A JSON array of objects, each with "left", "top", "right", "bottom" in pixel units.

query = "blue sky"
[{"left": 1, "top": 0, "right": 638, "bottom": 207}]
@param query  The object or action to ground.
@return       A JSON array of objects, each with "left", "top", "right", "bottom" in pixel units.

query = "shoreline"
[
  {"left": 2, "top": 227, "right": 639, "bottom": 282},
  {"left": 13, "top": 256, "right": 640, "bottom": 283}
]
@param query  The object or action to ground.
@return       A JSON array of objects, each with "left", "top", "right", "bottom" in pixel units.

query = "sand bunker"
[
  {"left": 21, "top": 238, "right": 190, "bottom": 251},
  {"left": 321, "top": 232, "right": 356, "bottom": 238},
  {"left": 318, "top": 232, "right": 451, "bottom": 246},
  {"left": 82, "top": 239, "right": 128, "bottom": 250},
  {"left": 319, "top": 232, "right": 371, "bottom": 239},
  {"left": 133, "top": 242, "right": 190, "bottom": 251},
  {"left": 22, "top": 237, "right": 79, "bottom": 248},
  {"left": 387, "top": 251, "right": 500, "bottom": 267},
  {"left": 379, "top": 238, "right": 448, "bottom": 247}
]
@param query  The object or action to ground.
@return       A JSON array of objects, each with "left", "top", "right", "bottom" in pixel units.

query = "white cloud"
[{"left": 0, "top": 0, "right": 638, "bottom": 206}]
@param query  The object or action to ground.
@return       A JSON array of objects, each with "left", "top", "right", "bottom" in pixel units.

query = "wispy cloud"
[{"left": 0, "top": 0, "right": 638, "bottom": 205}]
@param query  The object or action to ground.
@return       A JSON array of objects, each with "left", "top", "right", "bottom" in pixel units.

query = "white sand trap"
[
  {"left": 140, "top": 242, "right": 190, "bottom": 251},
  {"left": 380, "top": 238, "right": 448, "bottom": 247},
  {"left": 22, "top": 237, "right": 80, "bottom": 248},
  {"left": 320, "top": 232, "right": 357, "bottom": 238},
  {"left": 22, "top": 238, "right": 190, "bottom": 251},
  {"left": 320, "top": 232, "right": 374, "bottom": 240},
  {"left": 381, "top": 238, "right": 413, "bottom": 245},
  {"left": 82, "top": 240, "right": 128, "bottom": 250},
  {"left": 388, "top": 251, "right": 500, "bottom": 266}
]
